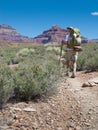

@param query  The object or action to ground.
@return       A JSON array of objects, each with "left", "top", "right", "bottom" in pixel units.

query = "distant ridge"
[
  {"left": 33, "top": 25, "right": 67, "bottom": 44},
  {"left": 0, "top": 24, "right": 34, "bottom": 42},
  {"left": 0, "top": 24, "right": 98, "bottom": 43},
  {"left": 33, "top": 25, "right": 98, "bottom": 44}
]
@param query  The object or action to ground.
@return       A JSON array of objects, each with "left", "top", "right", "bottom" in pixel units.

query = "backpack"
[
  {"left": 69, "top": 27, "right": 82, "bottom": 51},
  {"left": 73, "top": 28, "right": 81, "bottom": 45}
]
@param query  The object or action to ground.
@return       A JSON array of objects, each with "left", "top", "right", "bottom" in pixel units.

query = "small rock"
[
  {"left": 82, "top": 82, "right": 90, "bottom": 87},
  {"left": 89, "top": 77, "right": 98, "bottom": 84},
  {"left": 84, "top": 122, "right": 91, "bottom": 126},
  {"left": 68, "top": 127, "right": 74, "bottom": 130},
  {"left": 8, "top": 119, "right": 20, "bottom": 127},
  {"left": 75, "top": 126, "right": 81, "bottom": 130},
  {"left": 23, "top": 107, "right": 36, "bottom": 112},
  {"left": 57, "top": 127, "right": 63, "bottom": 130},
  {"left": 88, "top": 81, "right": 97, "bottom": 87},
  {"left": 10, "top": 107, "right": 22, "bottom": 111}
]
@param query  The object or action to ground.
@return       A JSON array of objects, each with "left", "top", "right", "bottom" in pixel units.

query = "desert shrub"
[
  {"left": 5, "top": 56, "right": 22, "bottom": 65},
  {"left": 10, "top": 45, "right": 60, "bottom": 101},
  {"left": 2, "top": 48, "right": 17, "bottom": 58},
  {"left": 0, "top": 52, "right": 3, "bottom": 57},
  {"left": 11, "top": 57, "right": 21, "bottom": 64},
  {"left": 46, "top": 45, "right": 65, "bottom": 57},
  {"left": 14, "top": 60, "right": 59, "bottom": 101},
  {"left": 0, "top": 64, "right": 15, "bottom": 108},
  {"left": 18, "top": 48, "right": 35, "bottom": 56},
  {"left": 0, "top": 45, "right": 62, "bottom": 103},
  {"left": 6, "top": 58, "right": 12, "bottom": 65},
  {"left": 84, "top": 55, "right": 98, "bottom": 72},
  {"left": 77, "top": 51, "right": 87, "bottom": 70},
  {"left": 77, "top": 43, "right": 98, "bottom": 71}
]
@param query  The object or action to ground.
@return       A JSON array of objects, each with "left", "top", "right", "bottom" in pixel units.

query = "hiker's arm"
[
  {"left": 61, "top": 40, "right": 68, "bottom": 45},
  {"left": 62, "top": 34, "right": 69, "bottom": 45}
]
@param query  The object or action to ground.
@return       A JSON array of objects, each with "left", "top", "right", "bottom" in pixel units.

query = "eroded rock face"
[
  {"left": 33, "top": 25, "right": 67, "bottom": 44},
  {"left": 0, "top": 24, "right": 97, "bottom": 44},
  {"left": 0, "top": 24, "right": 34, "bottom": 42},
  {"left": 33, "top": 25, "right": 97, "bottom": 44}
]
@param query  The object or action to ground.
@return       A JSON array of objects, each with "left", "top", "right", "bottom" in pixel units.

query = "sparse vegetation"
[
  {"left": 0, "top": 43, "right": 61, "bottom": 107},
  {"left": 0, "top": 64, "right": 15, "bottom": 108},
  {"left": 77, "top": 43, "right": 98, "bottom": 71},
  {"left": 0, "top": 42, "right": 98, "bottom": 107}
]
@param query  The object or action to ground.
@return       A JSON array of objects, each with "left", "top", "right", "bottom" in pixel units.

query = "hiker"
[{"left": 62, "top": 27, "right": 81, "bottom": 78}]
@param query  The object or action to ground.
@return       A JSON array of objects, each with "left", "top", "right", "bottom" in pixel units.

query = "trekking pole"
[{"left": 59, "top": 42, "right": 63, "bottom": 65}]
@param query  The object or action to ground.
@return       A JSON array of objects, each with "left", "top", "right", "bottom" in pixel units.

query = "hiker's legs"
[
  {"left": 71, "top": 60, "right": 77, "bottom": 77},
  {"left": 66, "top": 60, "right": 70, "bottom": 75},
  {"left": 71, "top": 51, "right": 78, "bottom": 78},
  {"left": 66, "top": 60, "right": 70, "bottom": 69},
  {"left": 65, "top": 50, "right": 72, "bottom": 76}
]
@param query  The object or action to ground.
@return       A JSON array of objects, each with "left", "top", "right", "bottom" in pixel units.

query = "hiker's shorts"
[{"left": 66, "top": 50, "right": 78, "bottom": 61}]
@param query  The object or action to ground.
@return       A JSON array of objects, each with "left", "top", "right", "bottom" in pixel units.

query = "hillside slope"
[
  {"left": 0, "top": 24, "right": 34, "bottom": 42},
  {"left": 1, "top": 24, "right": 98, "bottom": 44}
]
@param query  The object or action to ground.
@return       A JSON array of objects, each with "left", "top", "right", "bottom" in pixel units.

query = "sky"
[{"left": 0, "top": 0, "right": 98, "bottom": 39}]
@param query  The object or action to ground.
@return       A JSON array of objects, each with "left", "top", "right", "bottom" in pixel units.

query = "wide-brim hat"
[
  {"left": 67, "top": 26, "right": 74, "bottom": 34},
  {"left": 67, "top": 26, "right": 73, "bottom": 30}
]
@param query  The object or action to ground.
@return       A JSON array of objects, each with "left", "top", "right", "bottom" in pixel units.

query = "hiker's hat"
[
  {"left": 67, "top": 26, "right": 73, "bottom": 30},
  {"left": 67, "top": 26, "right": 74, "bottom": 34}
]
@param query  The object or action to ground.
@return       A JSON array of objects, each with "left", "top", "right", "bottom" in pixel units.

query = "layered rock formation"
[
  {"left": 0, "top": 24, "right": 97, "bottom": 44},
  {"left": 33, "top": 25, "right": 67, "bottom": 44},
  {"left": 33, "top": 25, "right": 97, "bottom": 44},
  {"left": 0, "top": 24, "right": 33, "bottom": 42}
]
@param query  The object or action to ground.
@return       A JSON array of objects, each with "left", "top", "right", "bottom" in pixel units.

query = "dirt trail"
[
  {"left": 67, "top": 73, "right": 98, "bottom": 130},
  {"left": 0, "top": 71, "right": 98, "bottom": 130}
]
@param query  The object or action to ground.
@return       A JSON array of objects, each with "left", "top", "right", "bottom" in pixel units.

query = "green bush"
[
  {"left": 46, "top": 46, "right": 65, "bottom": 57},
  {"left": 11, "top": 57, "right": 21, "bottom": 64},
  {"left": 0, "top": 64, "right": 15, "bottom": 108},
  {"left": 84, "top": 55, "right": 98, "bottom": 72},
  {"left": 14, "top": 61, "right": 59, "bottom": 101},
  {"left": 78, "top": 43, "right": 98, "bottom": 71},
  {"left": 18, "top": 48, "right": 35, "bottom": 56},
  {"left": 1, "top": 43, "right": 98, "bottom": 105},
  {"left": 8, "top": 45, "right": 59, "bottom": 101}
]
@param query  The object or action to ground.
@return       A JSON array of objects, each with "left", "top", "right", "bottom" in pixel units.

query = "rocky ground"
[{"left": 0, "top": 71, "right": 98, "bottom": 130}]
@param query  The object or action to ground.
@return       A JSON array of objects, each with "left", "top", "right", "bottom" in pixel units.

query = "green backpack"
[
  {"left": 67, "top": 27, "right": 82, "bottom": 51},
  {"left": 73, "top": 28, "right": 81, "bottom": 45},
  {"left": 70, "top": 27, "right": 81, "bottom": 45}
]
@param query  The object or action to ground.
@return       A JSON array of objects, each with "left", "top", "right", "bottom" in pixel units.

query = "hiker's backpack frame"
[{"left": 70, "top": 27, "right": 82, "bottom": 51}]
